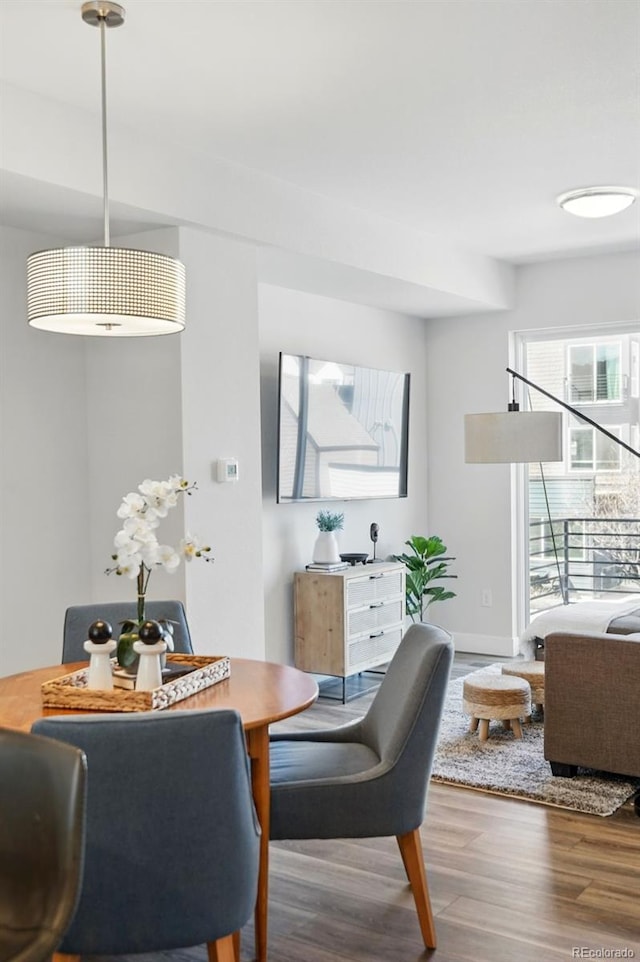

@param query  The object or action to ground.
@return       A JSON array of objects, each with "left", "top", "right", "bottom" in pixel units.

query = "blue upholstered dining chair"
[
  {"left": 0, "top": 727, "right": 86, "bottom": 962},
  {"left": 269, "top": 622, "right": 453, "bottom": 950},
  {"left": 32, "top": 709, "right": 260, "bottom": 962},
  {"left": 62, "top": 599, "right": 193, "bottom": 662}
]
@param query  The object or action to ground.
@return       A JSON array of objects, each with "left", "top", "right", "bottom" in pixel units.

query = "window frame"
[
  {"left": 569, "top": 423, "right": 623, "bottom": 474},
  {"left": 567, "top": 341, "right": 622, "bottom": 405}
]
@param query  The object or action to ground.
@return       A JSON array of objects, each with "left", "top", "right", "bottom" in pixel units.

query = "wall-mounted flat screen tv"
[{"left": 277, "top": 352, "right": 410, "bottom": 503}]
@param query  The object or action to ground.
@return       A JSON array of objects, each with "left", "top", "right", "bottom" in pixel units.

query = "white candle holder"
[
  {"left": 84, "top": 638, "right": 117, "bottom": 690},
  {"left": 133, "top": 639, "right": 167, "bottom": 691}
]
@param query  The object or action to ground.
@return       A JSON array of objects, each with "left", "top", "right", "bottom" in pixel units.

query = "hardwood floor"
[
  {"left": 101, "top": 653, "right": 640, "bottom": 962},
  {"left": 253, "top": 652, "right": 640, "bottom": 961}
]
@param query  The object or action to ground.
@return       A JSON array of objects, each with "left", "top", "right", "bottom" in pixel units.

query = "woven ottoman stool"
[
  {"left": 502, "top": 660, "right": 545, "bottom": 716},
  {"left": 463, "top": 674, "right": 531, "bottom": 741}
]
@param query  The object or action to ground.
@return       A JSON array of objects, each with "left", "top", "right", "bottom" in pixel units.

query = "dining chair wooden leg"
[
  {"left": 396, "top": 828, "right": 437, "bottom": 949},
  {"left": 397, "top": 830, "right": 411, "bottom": 882},
  {"left": 207, "top": 934, "right": 237, "bottom": 962},
  {"left": 233, "top": 929, "right": 240, "bottom": 960}
]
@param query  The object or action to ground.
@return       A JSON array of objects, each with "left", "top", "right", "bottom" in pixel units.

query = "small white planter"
[{"left": 313, "top": 531, "right": 341, "bottom": 564}]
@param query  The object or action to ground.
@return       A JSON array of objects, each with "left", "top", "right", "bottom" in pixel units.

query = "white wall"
[
  {"left": 0, "top": 226, "right": 91, "bottom": 673},
  {"left": 426, "top": 250, "right": 640, "bottom": 656},
  {"left": 179, "top": 230, "right": 265, "bottom": 659},
  {"left": 259, "top": 283, "right": 430, "bottom": 664}
]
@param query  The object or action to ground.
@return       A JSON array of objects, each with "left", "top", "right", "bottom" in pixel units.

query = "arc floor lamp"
[{"left": 464, "top": 367, "right": 640, "bottom": 606}]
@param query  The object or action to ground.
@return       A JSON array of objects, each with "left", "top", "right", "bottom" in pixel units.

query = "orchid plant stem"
[{"left": 137, "top": 565, "right": 152, "bottom": 625}]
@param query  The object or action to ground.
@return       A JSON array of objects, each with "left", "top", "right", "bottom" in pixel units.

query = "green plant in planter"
[
  {"left": 316, "top": 510, "right": 344, "bottom": 532},
  {"left": 394, "top": 535, "right": 457, "bottom": 623}
]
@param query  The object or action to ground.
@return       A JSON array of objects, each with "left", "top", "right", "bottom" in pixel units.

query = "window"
[
  {"left": 570, "top": 425, "right": 622, "bottom": 472},
  {"left": 568, "top": 343, "right": 621, "bottom": 403},
  {"left": 523, "top": 330, "right": 639, "bottom": 624},
  {"left": 631, "top": 340, "right": 639, "bottom": 398}
]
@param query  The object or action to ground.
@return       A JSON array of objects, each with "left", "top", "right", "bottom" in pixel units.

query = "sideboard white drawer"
[
  {"left": 346, "top": 570, "right": 404, "bottom": 609},
  {"left": 347, "top": 626, "right": 403, "bottom": 672},
  {"left": 347, "top": 598, "right": 404, "bottom": 638}
]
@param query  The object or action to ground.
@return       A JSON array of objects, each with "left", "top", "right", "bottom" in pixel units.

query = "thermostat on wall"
[{"left": 216, "top": 458, "right": 239, "bottom": 483}]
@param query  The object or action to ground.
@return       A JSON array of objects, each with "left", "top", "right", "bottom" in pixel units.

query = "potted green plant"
[
  {"left": 394, "top": 535, "right": 457, "bottom": 623},
  {"left": 313, "top": 510, "right": 344, "bottom": 564}
]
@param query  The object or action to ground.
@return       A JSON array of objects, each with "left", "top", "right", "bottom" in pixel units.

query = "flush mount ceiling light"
[
  {"left": 556, "top": 186, "right": 639, "bottom": 219},
  {"left": 27, "top": 1, "right": 185, "bottom": 336}
]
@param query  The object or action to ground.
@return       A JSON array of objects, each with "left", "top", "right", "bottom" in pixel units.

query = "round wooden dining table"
[{"left": 0, "top": 657, "right": 319, "bottom": 962}]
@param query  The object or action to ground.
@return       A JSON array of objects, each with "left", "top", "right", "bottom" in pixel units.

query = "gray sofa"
[{"left": 544, "top": 630, "right": 640, "bottom": 780}]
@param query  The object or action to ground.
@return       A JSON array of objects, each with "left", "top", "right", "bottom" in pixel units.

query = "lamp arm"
[{"left": 506, "top": 367, "right": 640, "bottom": 460}]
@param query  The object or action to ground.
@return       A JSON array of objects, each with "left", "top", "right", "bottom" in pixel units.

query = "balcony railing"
[{"left": 530, "top": 516, "right": 640, "bottom": 613}]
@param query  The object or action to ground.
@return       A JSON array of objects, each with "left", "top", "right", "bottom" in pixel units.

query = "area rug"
[{"left": 432, "top": 664, "right": 640, "bottom": 816}]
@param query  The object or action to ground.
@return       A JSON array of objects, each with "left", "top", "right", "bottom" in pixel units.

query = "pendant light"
[{"left": 27, "top": 1, "right": 185, "bottom": 336}]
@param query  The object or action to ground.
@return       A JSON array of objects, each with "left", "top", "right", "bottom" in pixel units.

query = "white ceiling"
[{"left": 1, "top": 0, "right": 639, "bottom": 268}]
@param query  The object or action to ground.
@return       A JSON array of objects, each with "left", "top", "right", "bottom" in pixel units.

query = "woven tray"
[{"left": 41, "top": 653, "right": 231, "bottom": 713}]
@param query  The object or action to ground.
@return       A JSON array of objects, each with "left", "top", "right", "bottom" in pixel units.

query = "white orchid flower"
[
  {"left": 122, "top": 517, "right": 158, "bottom": 541},
  {"left": 180, "top": 534, "right": 199, "bottom": 562},
  {"left": 115, "top": 550, "right": 143, "bottom": 579},
  {"left": 139, "top": 480, "right": 175, "bottom": 513},
  {"left": 140, "top": 540, "right": 161, "bottom": 567},
  {"left": 180, "top": 533, "right": 211, "bottom": 562},
  {"left": 114, "top": 529, "right": 135, "bottom": 549},
  {"left": 116, "top": 492, "right": 146, "bottom": 519},
  {"left": 158, "top": 544, "right": 180, "bottom": 572},
  {"left": 107, "top": 476, "right": 212, "bottom": 614},
  {"left": 169, "top": 475, "right": 189, "bottom": 491}
]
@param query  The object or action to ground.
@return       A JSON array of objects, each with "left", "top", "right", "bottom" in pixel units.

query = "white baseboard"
[{"left": 450, "top": 632, "right": 519, "bottom": 658}]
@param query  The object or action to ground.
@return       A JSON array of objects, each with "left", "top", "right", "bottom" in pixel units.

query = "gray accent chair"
[
  {"left": 0, "top": 727, "right": 86, "bottom": 962},
  {"left": 62, "top": 600, "right": 193, "bottom": 662},
  {"left": 32, "top": 709, "right": 260, "bottom": 961},
  {"left": 269, "top": 622, "right": 453, "bottom": 949}
]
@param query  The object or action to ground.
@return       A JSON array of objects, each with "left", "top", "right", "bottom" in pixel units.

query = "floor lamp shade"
[
  {"left": 465, "top": 411, "right": 563, "bottom": 463},
  {"left": 27, "top": 247, "right": 186, "bottom": 336}
]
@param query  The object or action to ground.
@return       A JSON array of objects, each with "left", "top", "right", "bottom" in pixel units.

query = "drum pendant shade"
[{"left": 27, "top": 247, "right": 186, "bottom": 336}]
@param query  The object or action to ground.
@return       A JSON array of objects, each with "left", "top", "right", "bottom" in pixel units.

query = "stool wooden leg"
[
  {"left": 470, "top": 716, "right": 479, "bottom": 732},
  {"left": 503, "top": 719, "right": 511, "bottom": 730},
  {"left": 511, "top": 718, "right": 523, "bottom": 739},
  {"left": 478, "top": 718, "right": 489, "bottom": 741}
]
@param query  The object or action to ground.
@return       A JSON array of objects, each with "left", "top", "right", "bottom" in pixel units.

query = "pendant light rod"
[
  {"left": 507, "top": 366, "right": 640, "bottom": 459},
  {"left": 81, "top": 1, "right": 125, "bottom": 246},
  {"left": 100, "top": 15, "right": 110, "bottom": 246}
]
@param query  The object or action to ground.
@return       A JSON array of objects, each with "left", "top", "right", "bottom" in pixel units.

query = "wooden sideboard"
[{"left": 294, "top": 561, "right": 406, "bottom": 694}]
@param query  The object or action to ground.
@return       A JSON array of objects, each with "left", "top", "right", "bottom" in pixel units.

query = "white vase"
[{"left": 313, "top": 530, "right": 340, "bottom": 564}]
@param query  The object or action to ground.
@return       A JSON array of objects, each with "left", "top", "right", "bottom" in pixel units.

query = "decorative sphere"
[
  {"left": 88, "top": 620, "right": 113, "bottom": 643},
  {"left": 139, "top": 620, "right": 164, "bottom": 644}
]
